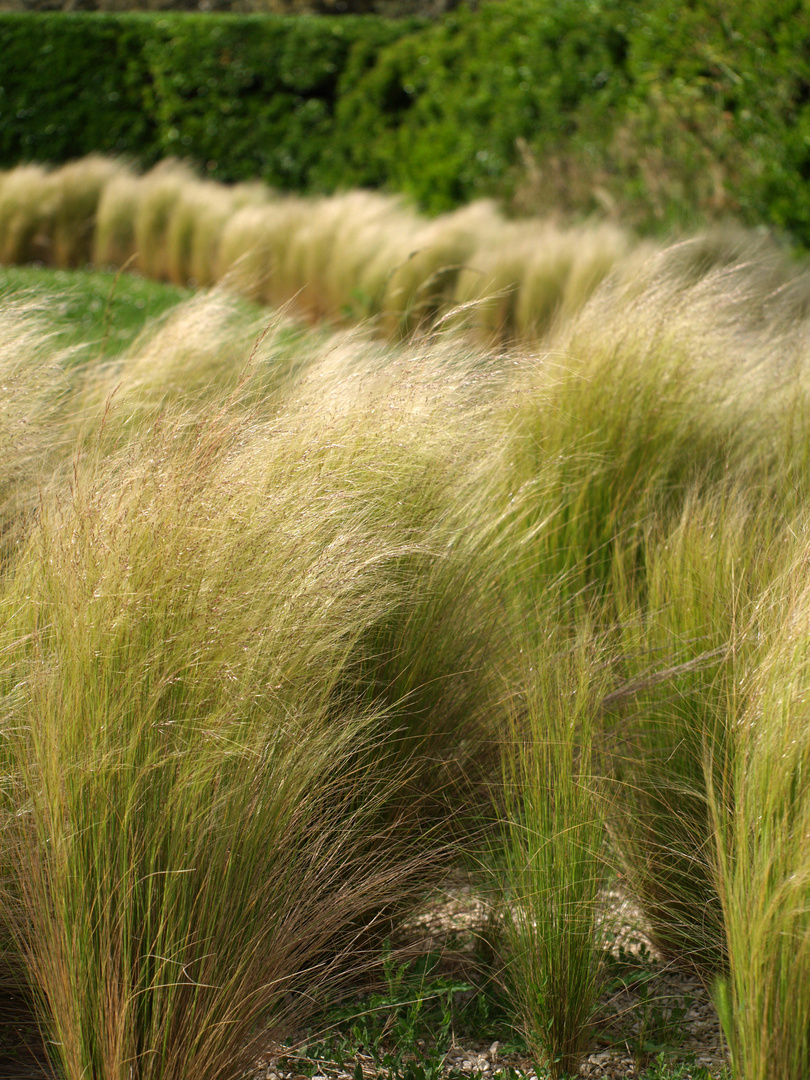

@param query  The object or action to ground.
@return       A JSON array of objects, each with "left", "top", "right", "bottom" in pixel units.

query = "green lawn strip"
[
  {"left": 0, "top": 264, "right": 190, "bottom": 363},
  {"left": 0, "top": 264, "right": 326, "bottom": 375}
]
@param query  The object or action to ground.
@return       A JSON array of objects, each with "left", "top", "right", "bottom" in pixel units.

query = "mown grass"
[
  {"left": 0, "top": 264, "right": 189, "bottom": 363},
  {"left": 2, "top": 223, "right": 810, "bottom": 1080}
]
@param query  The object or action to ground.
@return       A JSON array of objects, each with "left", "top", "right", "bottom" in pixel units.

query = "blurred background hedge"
[{"left": 2, "top": 0, "right": 810, "bottom": 245}]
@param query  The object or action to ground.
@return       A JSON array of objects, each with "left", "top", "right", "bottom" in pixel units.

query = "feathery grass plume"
[
  {"left": 164, "top": 178, "right": 237, "bottom": 288},
  {"left": 496, "top": 620, "right": 612, "bottom": 1080},
  {"left": 317, "top": 191, "right": 414, "bottom": 323},
  {"left": 500, "top": 258, "right": 810, "bottom": 973},
  {"left": 279, "top": 190, "right": 410, "bottom": 323},
  {"left": 93, "top": 164, "right": 141, "bottom": 269},
  {"left": 0, "top": 575, "right": 34, "bottom": 1059},
  {"left": 216, "top": 197, "right": 309, "bottom": 305},
  {"left": 133, "top": 160, "right": 198, "bottom": 281},
  {"left": 555, "top": 223, "right": 638, "bottom": 326},
  {"left": 196, "top": 179, "right": 268, "bottom": 287},
  {"left": 276, "top": 327, "right": 518, "bottom": 826},
  {"left": 451, "top": 219, "right": 544, "bottom": 346},
  {"left": 631, "top": 228, "right": 810, "bottom": 338},
  {"left": 48, "top": 156, "right": 126, "bottom": 269},
  {"left": 707, "top": 551, "right": 810, "bottom": 1080},
  {"left": 450, "top": 218, "right": 643, "bottom": 346},
  {"left": 164, "top": 178, "right": 268, "bottom": 289},
  {"left": 380, "top": 201, "right": 500, "bottom": 338},
  {"left": 4, "top": 369, "right": 455, "bottom": 1080},
  {"left": 657, "top": 222, "right": 788, "bottom": 287},
  {"left": 0, "top": 302, "right": 80, "bottom": 563},
  {"left": 81, "top": 291, "right": 278, "bottom": 423},
  {"left": 0, "top": 164, "right": 56, "bottom": 266},
  {"left": 609, "top": 231, "right": 810, "bottom": 353},
  {"left": 276, "top": 192, "right": 349, "bottom": 319},
  {"left": 511, "top": 235, "right": 574, "bottom": 344},
  {"left": 499, "top": 261, "right": 804, "bottom": 603},
  {"left": 512, "top": 221, "right": 633, "bottom": 343}
]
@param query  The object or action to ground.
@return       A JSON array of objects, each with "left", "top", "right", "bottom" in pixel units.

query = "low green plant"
[
  {"left": 605, "top": 953, "right": 692, "bottom": 1075},
  {"left": 639, "top": 1054, "right": 718, "bottom": 1080},
  {"left": 297, "top": 948, "right": 474, "bottom": 1080},
  {"left": 631, "top": 990, "right": 692, "bottom": 1073}
]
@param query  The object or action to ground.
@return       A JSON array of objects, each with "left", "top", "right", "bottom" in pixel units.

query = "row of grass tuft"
[{"left": 3, "top": 155, "right": 809, "bottom": 351}]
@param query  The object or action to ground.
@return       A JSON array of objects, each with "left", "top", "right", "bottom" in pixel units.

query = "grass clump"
[
  {"left": 0, "top": 289, "right": 520, "bottom": 1078},
  {"left": 602, "top": 495, "right": 762, "bottom": 978},
  {"left": 0, "top": 163, "right": 56, "bottom": 265},
  {"left": 93, "top": 166, "right": 143, "bottom": 270},
  {"left": 710, "top": 560, "right": 810, "bottom": 1080},
  {"left": 132, "top": 160, "right": 198, "bottom": 281},
  {"left": 216, "top": 197, "right": 310, "bottom": 307},
  {"left": 49, "top": 156, "right": 128, "bottom": 269},
  {"left": 165, "top": 178, "right": 267, "bottom": 289},
  {"left": 0, "top": 300, "right": 82, "bottom": 561},
  {"left": 496, "top": 623, "right": 611, "bottom": 1080},
  {"left": 0, "top": 380, "right": 445, "bottom": 1079}
]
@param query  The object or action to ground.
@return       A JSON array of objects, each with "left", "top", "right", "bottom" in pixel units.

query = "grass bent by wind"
[{"left": 0, "top": 210, "right": 810, "bottom": 1080}]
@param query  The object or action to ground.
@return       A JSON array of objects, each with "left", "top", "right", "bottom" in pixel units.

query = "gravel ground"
[{"left": 249, "top": 885, "right": 729, "bottom": 1080}]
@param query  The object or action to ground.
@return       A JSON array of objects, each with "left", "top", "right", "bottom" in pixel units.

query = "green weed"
[{"left": 296, "top": 950, "right": 473, "bottom": 1080}]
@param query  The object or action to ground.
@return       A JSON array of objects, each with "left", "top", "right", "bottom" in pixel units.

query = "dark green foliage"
[
  {"left": 0, "top": 12, "right": 412, "bottom": 190},
  {"left": 142, "top": 14, "right": 410, "bottom": 188},
  {"left": 612, "top": 0, "right": 810, "bottom": 238},
  {"left": 325, "top": 0, "right": 630, "bottom": 212},
  {"left": 0, "top": 0, "right": 471, "bottom": 12},
  {"left": 0, "top": 14, "right": 158, "bottom": 165}
]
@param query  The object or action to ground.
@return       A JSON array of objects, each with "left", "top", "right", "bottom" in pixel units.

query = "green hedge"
[
  {"left": 3, "top": 2, "right": 810, "bottom": 244},
  {"left": 321, "top": 0, "right": 810, "bottom": 236},
  {"left": 143, "top": 14, "right": 414, "bottom": 187},
  {"left": 616, "top": 0, "right": 810, "bottom": 240},
  {"left": 0, "top": 12, "right": 415, "bottom": 188},
  {"left": 0, "top": 14, "right": 157, "bottom": 163},
  {"left": 319, "top": 0, "right": 631, "bottom": 211}
]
